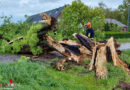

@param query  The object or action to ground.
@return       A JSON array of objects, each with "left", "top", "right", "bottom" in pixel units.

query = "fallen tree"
[
  {"left": 45, "top": 33, "right": 130, "bottom": 79},
  {"left": 2, "top": 13, "right": 129, "bottom": 78}
]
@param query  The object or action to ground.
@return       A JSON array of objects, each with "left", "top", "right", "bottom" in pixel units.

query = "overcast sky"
[{"left": 0, "top": 0, "right": 123, "bottom": 22}]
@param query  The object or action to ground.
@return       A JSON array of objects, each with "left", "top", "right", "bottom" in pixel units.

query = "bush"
[
  {"left": 104, "top": 23, "right": 122, "bottom": 32},
  {"left": 105, "top": 32, "right": 130, "bottom": 39},
  {"left": 95, "top": 31, "right": 106, "bottom": 41}
]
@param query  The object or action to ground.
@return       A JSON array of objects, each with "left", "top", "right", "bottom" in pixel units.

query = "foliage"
[
  {"left": 120, "top": 50, "right": 130, "bottom": 65},
  {"left": 101, "top": 0, "right": 129, "bottom": 31},
  {"left": 104, "top": 23, "right": 122, "bottom": 32},
  {"left": 52, "top": 0, "right": 105, "bottom": 40},
  {"left": 0, "top": 50, "right": 130, "bottom": 90},
  {"left": 97, "top": 0, "right": 129, "bottom": 31},
  {"left": 0, "top": 16, "right": 30, "bottom": 39},
  {"left": 105, "top": 32, "right": 130, "bottom": 39},
  {"left": 0, "top": 16, "right": 43, "bottom": 55},
  {"left": 95, "top": 31, "right": 105, "bottom": 41},
  {"left": 91, "top": 16, "right": 105, "bottom": 31},
  {"left": 18, "top": 56, "right": 30, "bottom": 63}
]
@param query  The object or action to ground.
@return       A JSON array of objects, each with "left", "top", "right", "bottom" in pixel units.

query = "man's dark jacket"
[{"left": 86, "top": 28, "right": 94, "bottom": 38}]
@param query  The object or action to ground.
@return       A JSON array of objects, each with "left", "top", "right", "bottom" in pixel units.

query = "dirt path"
[
  {"left": 0, "top": 51, "right": 63, "bottom": 63},
  {"left": 0, "top": 54, "right": 21, "bottom": 62}
]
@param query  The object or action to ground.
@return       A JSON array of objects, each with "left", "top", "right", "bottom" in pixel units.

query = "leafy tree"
[
  {"left": 118, "top": 0, "right": 129, "bottom": 31},
  {"left": 55, "top": 0, "right": 105, "bottom": 40},
  {"left": 99, "top": 0, "right": 129, "bottom": 31},
  {"left": 118, "top": 0, "right": 129, "bottom": 24}
]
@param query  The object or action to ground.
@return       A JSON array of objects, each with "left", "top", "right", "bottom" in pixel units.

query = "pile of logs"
[{"left": 45, "top": 33, "right": 130, "bottom": 79}]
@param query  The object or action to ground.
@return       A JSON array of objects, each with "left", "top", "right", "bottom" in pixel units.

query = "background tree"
[
  {"left": 97, "top": 0, "right": 129, "bottom": 32},
  {"left": 118, "top": 0, "right": 129, "bottom": 25},
  {"left": 98, "top": 2, "right": 107, "bottom": 10},
  {"left": 54, "top": 0, "right": 105, "bottom": 40}
]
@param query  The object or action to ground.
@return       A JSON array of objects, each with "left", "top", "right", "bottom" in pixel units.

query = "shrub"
[
  {"left": 104, "top": 23, "right": 122, "bottom": 32},
  {"left": 95, "top": 31, "right": 106, "bottom": 41},
  {"left": 105, "top": 32, "right": 130, "bottom": 39}
]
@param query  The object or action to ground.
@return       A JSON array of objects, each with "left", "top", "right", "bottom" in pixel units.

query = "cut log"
[
  {"left": 73, "top": 33, "right": 95, "bottom": 51},
  {"left": 89, "top": 42, "right": 108, "bottom": 79},
  {"left": 95, "top": 46, "right": 108, "bottom": 79},
  {"left": 44, "top": 35, "right": 92, "bottom": 70},
  {"left": 89, "top": 44, "right": 97, "bottom": 70}
]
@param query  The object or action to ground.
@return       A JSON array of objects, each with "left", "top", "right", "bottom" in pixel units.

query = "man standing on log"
[{"left": 85, "top": 22, "right": 95, "bottom": 38}]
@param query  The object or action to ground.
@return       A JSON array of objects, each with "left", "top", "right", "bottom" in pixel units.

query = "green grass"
[
  {"left": 0, "top": 50, "right": 129, "bottom": 90},
  {"left": 116, "top": 38, "right": 130, "bottom": 43},
  {"left": 120, "top": 50, "right": 130, "bottom": 65}
]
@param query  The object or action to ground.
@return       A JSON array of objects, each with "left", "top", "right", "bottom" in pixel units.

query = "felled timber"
[
  {"left": 45, "top": 35, "right": 92, "bottom": 70},
  {"left": 95, "top": 45, "right": 108, "bottom": 79},
  {"left": 73, "top": 33, "right": 95, "bottom": 51},
  {"left": 45, "top": 33, "right": 130, "bottom": 79}
]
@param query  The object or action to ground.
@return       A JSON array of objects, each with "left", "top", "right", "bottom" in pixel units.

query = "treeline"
[{"left": 98, "top": 0, "right": 129, "bottom": 25}]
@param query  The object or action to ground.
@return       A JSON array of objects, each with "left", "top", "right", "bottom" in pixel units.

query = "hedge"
[{"left": 105, "top": 32, "right": 130, "bottom": 39}]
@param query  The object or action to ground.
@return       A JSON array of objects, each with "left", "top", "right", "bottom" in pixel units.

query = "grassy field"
[{"left": 0, "top": 50, "right": 129, "bottom": 90}]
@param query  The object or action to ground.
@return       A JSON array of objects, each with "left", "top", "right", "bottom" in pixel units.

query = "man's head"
[{"left": 86, "top": 22, "right": 91, "bottom": 28}]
